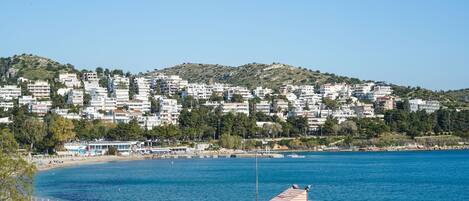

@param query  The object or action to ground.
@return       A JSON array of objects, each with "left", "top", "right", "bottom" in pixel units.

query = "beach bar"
[{"left": 87, "top": 141, "right": 141, "bottom": 155}]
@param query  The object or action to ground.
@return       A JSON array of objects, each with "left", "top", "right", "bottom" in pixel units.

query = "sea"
[{"left": 35, "top": 150, "right": 469, "bottom": 201}]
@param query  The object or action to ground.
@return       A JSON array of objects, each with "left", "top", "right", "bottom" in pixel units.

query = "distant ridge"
[
  {"left": 0, "top": 54, "right": 467, "bottom": 108},
  {"left": 153, "top": 62, "right": 363, "bottom": 89}
]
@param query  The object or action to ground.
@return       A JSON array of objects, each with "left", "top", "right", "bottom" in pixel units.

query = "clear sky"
[{"left": 1, "top": 0, "right": 468, "bottom": 90}]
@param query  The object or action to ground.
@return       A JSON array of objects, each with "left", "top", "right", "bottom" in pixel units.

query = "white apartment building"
[
  {"left": 27, "top": 81, "right": 50, "bottom": 99},
  {"left": 29, "top": 101, "right": 52, "bottom": 116},
  {"left": 298, "top": 92, "right": 322, "bottom": 105},
  {"left": 134, "top": 77, "right": 151, "bottom": 97},
  {"left": 183, "top": 83, "right": 213, "bottom": 99},
  {"left": 113, "top": 89, "right": 129, "bottom": 107},
  {"left": 67, "top": 89, "right": 84, "bottom": 106},
  {"left": 0, "top": 85, "right": 21, "bottom": 100},
  {"left": 83, "top": 72, "right": 99, "bottom": 81},
  {"left": 138, "top": 115, "right": 162, "bottom": 130},
  {"left": 83, "top": 80, "right": 100, "bottom": 93},
  {"left": 127, "top": 99, "right": 151, "bottom": 113},
  {"left": 18, "top": 96, "right": 37, "bottom": 106},
  {"left": 158, "top": 98, "right": 182, "bottom": 124},
  {"left": 279, "top": 85, "right": 298, "bottom": 95},
  {"left": 297, "top": 85, "right": 316, "bottom": 95},
  {"left": 58, "top": 73, "right": 81, "bottom": 88},
  {"left": 90, "top": 97, "right": 117, "bottom": 111},
  {"left": 352, "top": 82, "right": 375, "bottom": 98},
  {"left": 160, "top": 75, "right": 188, "bottom": 95},
  {"left": 320, "top": 83, "right": 350, "bottom": 100},
  {"left": 209, "top": 83, "right": 228, "bottom": 96},
  {"left": 351, "top": 103, "right": 375, "bottom": 118},
  {"left": 409, "top": 99, "right": 440, "bottom": 113},
  {"left": 0, "top": 100, "right": 14, "bottom": 111},
  {"left": 254, "top": 101, "right": 271, "bottom": 114},
  {"left": 253, "top": 87, "right": 272, "bottom": 98},
  {"left": 221, "top": 101, "right": 249, "bottom": 115},
  {"left": 225, "top": 86, "right": 253, "bottom": 100},
  {"left": 366, "top": 85, "right": 393, "bottom": 101},
  {"left": 88, "top": 87, "right": 108, "bottom": 98},
  {"left": 273, "top": 99, "right": 289, "bottom": 112},
  {"left": 110, "top": 75, "right": 130, "bottom": 92},
  {"left": 52, "top": 108, "right": 81, "bottom": 120}
]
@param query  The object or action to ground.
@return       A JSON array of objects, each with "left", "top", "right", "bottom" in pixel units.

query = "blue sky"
[{"left": 1, "top": 0, "right": 468, "bottom": 90}]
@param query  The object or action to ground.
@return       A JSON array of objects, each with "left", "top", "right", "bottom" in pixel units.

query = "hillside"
[
  {"left": 0, "top": 54, "right": 467, "bottom": 108},
  {"left": 0, "top": 54, "right": 77, "bottom": 82},
  {"left": 155, "top": 62, "right": 363, "bottom": 89},
  {"left": 155, "top": 62, "right": 468, "bottom": 108}
]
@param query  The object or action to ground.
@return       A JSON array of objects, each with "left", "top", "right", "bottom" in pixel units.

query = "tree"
[
  {"left": 323, "top": 116, "right": 339, "bottom": 135},
  {"left": 48, "top": 116, "right": 76, "bottom": 150},
  {"left": 0, "top": 128, "right": 36, "bottom": 201},
  {"left": 323, "top": 97, "right": 340, "bottom": 110},
  {"left": 106, "top": 119, "right": 143, "bottom": 141},
  {"left": 150, "top": 97, "right": 160, "bottom": 113},
  {"left": 219, "top": 134, "right": 242, "bottom": 149},
  {"left": 17, "top": 118, "right": 46, "bottom": 153},
  {"left": 339, "top": 120, "right": 358, "bottom": 136},
  {"left": 209, "top": 93, "right": 224, "bottom": 102},
  {"left": 95, "top": 67, "right": 103, "bottom": 77},
  {"left": 230, "top": 94, "right": 244, "bottom": 103}
]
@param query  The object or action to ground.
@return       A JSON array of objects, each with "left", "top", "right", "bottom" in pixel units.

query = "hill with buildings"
[
  {"left": 0, "top": 54, "right": 77, "bottom": 82},
  {"left": 0, "top": 54, "right": 467, "bottom": 108},
  {"left": 154, "top": 62, "right": 363, "bottom": 90},
  {"left": 154, "top": 62, "right": 468, "bottom": 108}
]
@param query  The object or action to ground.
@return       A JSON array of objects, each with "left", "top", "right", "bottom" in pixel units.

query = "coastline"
[
  {"left": 34, "top": 145, "right": 469, "bottom": 172},
  {"left": 34, "top": 155, "right": 147, "bottom": 172}
]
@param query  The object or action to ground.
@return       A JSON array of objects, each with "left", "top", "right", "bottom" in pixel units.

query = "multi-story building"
[
  {"left": 160, "top": 75, "right": 188, "bottom": 95},
  {"left": 58, "top": 73, "right": 81, "bottom": 88},
  {"left": 27, "top": 81, "right": 50, "bottom": 99},
  {"left": 113, "top": 89, "right": 129, "bottom": 107},
  {"left": 127, "top": 99, "right": 151, "bottom": 113},
  {"left": 52, "top": 108, "right": 81, "bottom": 120},
  {"left": 158, "top": 98, "right": 181, "bottom": 124},
  {"left": 351, "top": 103, "right": 375, "bottom": 118},
  {"left": 352, "top": 82, "right": 375, "bottom": 99},
  {"left": 0, "top": 85, "right": 21, "bottom": 100},
  {"left": 254, "top": 101, "right": 271, "bottom": 114},
  {"left": 18, "top": 96, "right": 37, "bottom": 106},
  {"left": 29, "top": 101, "right": 52, "bottom": 116},
  {"left": 273, "top": 99, "right": 289, "bottom": 112},
  {"left": 409, "top": 99, "right": 440, "bottom": 113},
  {"left": 183, "top": 83, "right": 213, "bottom": 99},
  {"left": 366, "top": 85, "right": 393, "bottom": 101},
  {"left": 253, "top": 87, "right": 272, "bottom": 99},
  {"left": 88, "top": 87, "right": 108, "bottom": 98},
  {"left": 109, "top": 75, "right": 130, "bottom": 92},
  {"left": 83, "top": 72, "right": 99, "bottom": 81},
  {"left": 90, "top": 97, "right": 117, "bottom": 111},
  {"left": 209, "top": 83, "right": 228, "bottom": 96},
  {"left": 375, "top": 96, "right": 395, "bottom": 111},
  {"left": 134, "top": 77, "right": 151, "bottom": 97},
  {"left": 225, "top": 86, "right": 253, "bottom": 100},
  {"left": 0, "top": 100, "right": 14, "bottom": 111},
  {"left": 221, "top": 101, "right": 249, "bottom": 115},
  {"left": 67, "top": 89, "right": 84, "bottom": 106},
  {"left": 320, "top": 83, "right": 350, "bottom": 100}
]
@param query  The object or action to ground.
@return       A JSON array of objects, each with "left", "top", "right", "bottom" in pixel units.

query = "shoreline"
[{"left": 34, "top": 145, "right": 469, "bottom": 172}]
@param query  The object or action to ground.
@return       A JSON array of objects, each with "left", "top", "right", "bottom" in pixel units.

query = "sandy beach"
[{"left": 33, "top": 155, "right": 147, "bottom": 171}]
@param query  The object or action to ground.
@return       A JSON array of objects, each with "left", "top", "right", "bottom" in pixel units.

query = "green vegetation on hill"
[
  {"left": 0, "top": 54, "right": 77, "bottom": 82},
  {"left": 155, "top": 62, "right": 362, "bottom": 89}
]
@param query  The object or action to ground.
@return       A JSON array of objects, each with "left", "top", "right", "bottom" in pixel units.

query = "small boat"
[{"left": 286, "top": 154, "right": 305, "bottom": 158}]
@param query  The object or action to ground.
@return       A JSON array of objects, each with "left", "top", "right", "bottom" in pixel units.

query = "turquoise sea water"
[{"left": 35, "top": 150, "right": 469, "bottom": 201}]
